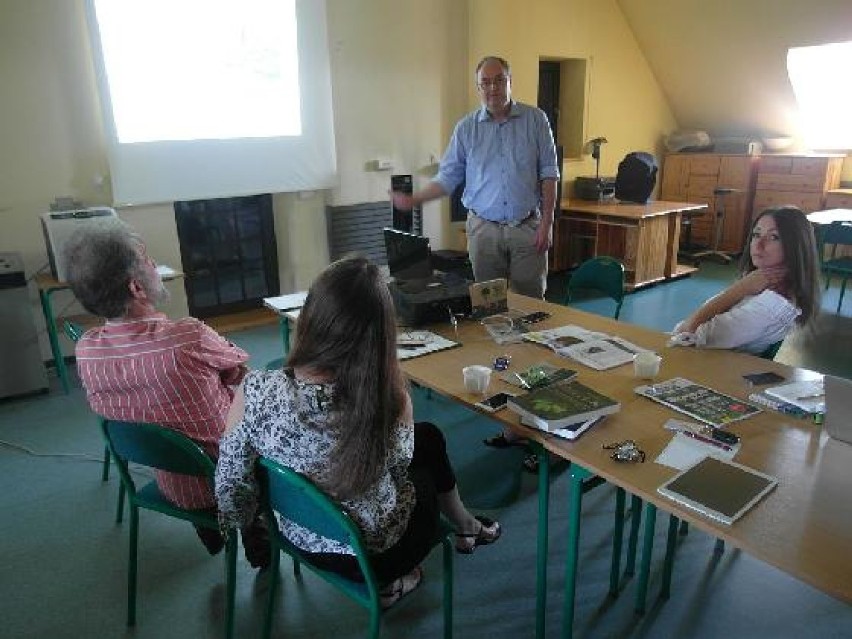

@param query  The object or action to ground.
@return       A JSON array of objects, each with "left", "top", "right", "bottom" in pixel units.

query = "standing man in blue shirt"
[{"left": 391, "top": 55, "right": 560, "bottom": 299}]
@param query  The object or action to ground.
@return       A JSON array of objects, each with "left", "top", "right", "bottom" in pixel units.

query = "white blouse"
[{"left": 674, "top": 289, "right": 800, "bottom": 355}]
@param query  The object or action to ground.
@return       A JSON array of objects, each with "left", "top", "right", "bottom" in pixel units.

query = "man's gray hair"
[
  {"left": 65, "top": 219, "right": 144, "bottom": 319},
  {"left": 475, "top": 55, "right": 511, "bottom": 76}
]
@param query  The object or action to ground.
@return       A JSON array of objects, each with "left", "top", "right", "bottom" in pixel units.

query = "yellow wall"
[
  {"left": 1, "top": 0, "right": 677, "bottom": 363},
  {"left": 468, "top": 0, "right": 678, "bottom": 189}
]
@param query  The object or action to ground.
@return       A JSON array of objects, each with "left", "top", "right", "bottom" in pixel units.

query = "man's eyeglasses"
[{"left": 477, "top": 76, "right": 509, "bottom": 89}]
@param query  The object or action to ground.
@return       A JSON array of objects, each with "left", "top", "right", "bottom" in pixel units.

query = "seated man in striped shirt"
[{"left": 65, "top": 220, "right": 269, "bottom": 568}]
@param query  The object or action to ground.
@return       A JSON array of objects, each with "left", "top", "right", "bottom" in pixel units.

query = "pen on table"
[{"left": 681, "top": 430, "right": 733, "bottom": 452}]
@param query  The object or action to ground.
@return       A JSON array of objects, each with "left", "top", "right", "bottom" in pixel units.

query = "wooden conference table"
[
  {"left": 557, "top": 199, "right": 707, "bottom": 290},
  {"left": 400, "top": 293, "right": 850, "bottom": 638}
]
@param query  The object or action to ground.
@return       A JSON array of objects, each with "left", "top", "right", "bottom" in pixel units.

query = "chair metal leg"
[
  {"left": 660, "top": 514, "right": 679, "bottom": 600},
  {"left": 442, "top": 537, "right": 454, "bottom": 639},
  {"left": 127, "top": 505, "right": 139, "bottom": 626},
  {"left": 714, "top": 538, "right": 726, "bottom": 554},
  {"left": 224, "top": 534, "right": 237, "bottom": 639},
  {"left": 838, "top": 278, "right": 848, "bottom": 313},
  {"left": 625, "top": 495, "right": 642, "bottom": 578},
  {"left": 368, "top": 603, "right": 381, "bottom": 639},
  {"left": 102, "top": 445, "right": 111, "bottom": 481},
  {"left": 263, "top": 541, "right": 282, "bottom": 639},
  {"left": 635, "top": 502, "right": 658, "bottom": 615},
  {"left": 116, "top": 483, "right": 125, "bottom": 524},
  {"left": 609, "top": 487, "right": 627, "bottom": 596},
  {"left": 679, "top": 519, "right": 689, "bottom": 536}
]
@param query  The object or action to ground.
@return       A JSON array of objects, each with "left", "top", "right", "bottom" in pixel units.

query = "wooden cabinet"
[
  {"left": 661, "top": 153, "right": 758, "bottom": 254},
  {"left": 752, "top": 154, "right": 844, "bottom": 217},
  {"left": 824, "top": 188, "right": 852, "bottom": 209}
]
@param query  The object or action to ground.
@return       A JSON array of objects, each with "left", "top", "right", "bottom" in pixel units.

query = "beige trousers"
[{"left": 465, "top": 212, "right": 548, "bottom": 299}]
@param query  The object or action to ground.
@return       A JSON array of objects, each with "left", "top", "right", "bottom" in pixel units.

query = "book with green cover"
[{"left": 507, "top": 380, "right": 620, "bottom": 432}]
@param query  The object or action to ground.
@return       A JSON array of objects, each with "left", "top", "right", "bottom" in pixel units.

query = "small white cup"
[
  {"left": 633, "top": 352, "right": 662, "bottom": 380},
  {"left": 463, "top": 365, "right": 492, "bottom": 395}
]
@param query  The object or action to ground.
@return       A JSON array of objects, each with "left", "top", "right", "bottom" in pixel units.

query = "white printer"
[{"left": 41, "top": 207, "right": 118, "bottom": 282}]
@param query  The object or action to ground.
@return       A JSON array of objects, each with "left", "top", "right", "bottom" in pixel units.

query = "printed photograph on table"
[
  {"left": 635, "top": 377, "right": 761, "bottom": 428},
  {"left": 469, "top": 278, "right": 508, "bottom": 319}
]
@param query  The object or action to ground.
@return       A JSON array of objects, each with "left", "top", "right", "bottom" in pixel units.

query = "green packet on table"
[{"left": 501, "top": 362, "right": 578, "bottom": 390}]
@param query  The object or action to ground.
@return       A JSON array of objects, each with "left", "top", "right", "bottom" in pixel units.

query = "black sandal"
[
  {"left": 455, "top": 516, "right": 502, "bottom": 554},
  {"left": 379, "top": 565, "right": 423, "bottom": 608},
  {"left": 483, "top": 432, "right": 528, "bottom": 449}
]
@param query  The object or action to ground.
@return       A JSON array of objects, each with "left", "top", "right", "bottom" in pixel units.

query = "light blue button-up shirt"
[{"left": 434, "top": 102, "right": 559, "bottom": 223}]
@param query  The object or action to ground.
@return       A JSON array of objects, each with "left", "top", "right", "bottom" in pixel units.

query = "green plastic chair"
[
  {"left": 565, "top": 256, "right": 626, "bottom": 319},
  {"left": 820, "top": 221, "right": 852, "bottom": 313},
  {"left": 258, "top": 458, "right": 454, "bottom": 639},
  {"left": 101, "top": 420, "right": 237, "bottom": 638},
  {"left": 63, "top": 319, "right": 113, "bottom": 483},
  {"left": 759, "top": 339, "right": 784, "bottom": 361}
]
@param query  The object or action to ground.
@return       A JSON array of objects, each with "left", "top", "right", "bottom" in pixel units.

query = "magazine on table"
[
  {"left": 635, "top": 377, "right": 761, "bottom": 428},
  {"left": 522, "top": 325, "right": 648, "bottom": 371}
]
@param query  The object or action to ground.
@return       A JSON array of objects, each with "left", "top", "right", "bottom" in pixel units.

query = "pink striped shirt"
[{"left": 76, "top": 313, "right": 248, "bottom": 509}]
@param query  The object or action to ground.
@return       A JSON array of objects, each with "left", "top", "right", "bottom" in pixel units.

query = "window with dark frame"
[{"left": 174, "top": 195, "right": 279, "bottom": 319}]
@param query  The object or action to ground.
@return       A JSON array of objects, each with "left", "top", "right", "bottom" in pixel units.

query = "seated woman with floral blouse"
[{"left": 215, "top": 256, "right": 501, "bottom": 607}]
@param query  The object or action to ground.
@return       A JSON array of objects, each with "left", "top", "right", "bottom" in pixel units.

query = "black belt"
[{"left": 469, "top": 209, "right": 537, "bottom": 225}]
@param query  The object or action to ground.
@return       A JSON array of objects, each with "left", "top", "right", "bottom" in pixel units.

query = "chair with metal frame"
[
  {"left": 258, "top": 457, "right": 454, "bottom": 639},
  {"left": 819, "top": 220, "right": 852, "bottom": 313},
  {"left": 101, "top": 419, "right": 237, "bottom": 638},
  {"left": 565, "top": 256, "right": 626, "bottom": 319}
]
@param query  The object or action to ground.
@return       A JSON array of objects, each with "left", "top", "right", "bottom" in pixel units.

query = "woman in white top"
[{"left": 672, "top": 205, "right": 820, "bottom": 354}]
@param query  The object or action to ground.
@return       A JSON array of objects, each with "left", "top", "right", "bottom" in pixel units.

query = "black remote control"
[{"left": 711, "top": 428, "right": 740, "bottom": 445}]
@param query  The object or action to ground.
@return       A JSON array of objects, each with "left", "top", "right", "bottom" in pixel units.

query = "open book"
[{"left": 523, "top": 325, "right": 648, "bottom": 371}]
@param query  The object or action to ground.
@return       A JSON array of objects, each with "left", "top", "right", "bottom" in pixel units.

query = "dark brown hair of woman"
[{"left": 287, "top": 255, "right": 407, "bottom": 499}]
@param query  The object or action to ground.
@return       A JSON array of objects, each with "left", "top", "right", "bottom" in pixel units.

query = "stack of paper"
[{"left": 764, "top": 378, "right": 825, "bottom": 413}]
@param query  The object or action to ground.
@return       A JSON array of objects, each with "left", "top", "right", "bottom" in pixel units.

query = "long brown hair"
[
  {"left": 287, "top": 256, "right": 407, "bottom": 499},
  {"left": 739, "top": 206, "right": 821, "bottom": 326}
]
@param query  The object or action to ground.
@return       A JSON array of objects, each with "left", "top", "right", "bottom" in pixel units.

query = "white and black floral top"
[{"left": 215, "top": 369, "right": 416, "bottom": 556}]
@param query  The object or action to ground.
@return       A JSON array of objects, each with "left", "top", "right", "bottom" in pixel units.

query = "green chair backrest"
[
  {"left": 566, "top": 256, "right": 626, "bottom": 319},
  {"left": 822, "top": 221, "right": 852, "bottom": 252},
  {"left": 758, "top": 340, "right": 783, "bottom": 360},
  {"left": 102, "top": 420, "right": 215, "bottom": 488},
  {"left": 63, "top": 320, "right": 85, "bottom": 342},
  {"left": 258, "top": 458, "right": 377, "bottom": 583}
]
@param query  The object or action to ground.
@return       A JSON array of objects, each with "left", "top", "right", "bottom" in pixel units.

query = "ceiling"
[{"left": 616, "top": 0, "right": 852, "bottom": 145}]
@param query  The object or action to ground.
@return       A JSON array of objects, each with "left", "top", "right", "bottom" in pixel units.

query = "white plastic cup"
[
  {"left": 633, "top": 352, "right": 662, "bottom": 380},
  {"left": 462, "top": 365, "right": 492, "bottom": 395}
]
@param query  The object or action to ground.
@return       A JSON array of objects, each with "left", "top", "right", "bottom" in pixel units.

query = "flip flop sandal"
[
  {"left": 455, "top": 516, "right": 502, "bottom": 554},
  {"left": 379, "top": 565, "right": 423, "bottom": 609},
  {"left": 483, "top": 432, "right": 528, "bottom": 449}
]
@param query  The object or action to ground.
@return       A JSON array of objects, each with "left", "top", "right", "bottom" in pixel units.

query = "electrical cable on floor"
[{"left": 0, "top": 439, "right": 154, "bottom": 479}]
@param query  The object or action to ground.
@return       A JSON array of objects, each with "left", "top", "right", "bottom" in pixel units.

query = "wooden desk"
[
  {"left": 557, "top": 199, "right": 707, "bottom": 289},
  {"left": 36, "top": 266, "right": 183, "bottom": 393},
  {"left": 262, "top": 292, "right": 308, "bottom": 360},
  {"left": 401, "top": 293, "right": 850, "bottom": 638}
]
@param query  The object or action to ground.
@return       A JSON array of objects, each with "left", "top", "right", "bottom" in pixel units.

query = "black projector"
[
  {"left": 388, "top": 276, "right": 472, "bottom": 327},
  {"left": 574, "top": 176, "right": 616, "bottom": 201}
]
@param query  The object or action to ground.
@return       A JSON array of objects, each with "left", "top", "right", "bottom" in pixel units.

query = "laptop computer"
[
  {"left": 383, "top": 228, "right": 433, "bottom": 282},
  {"left": 824, "top": 374, "right": 852, "bottom": 445}
]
